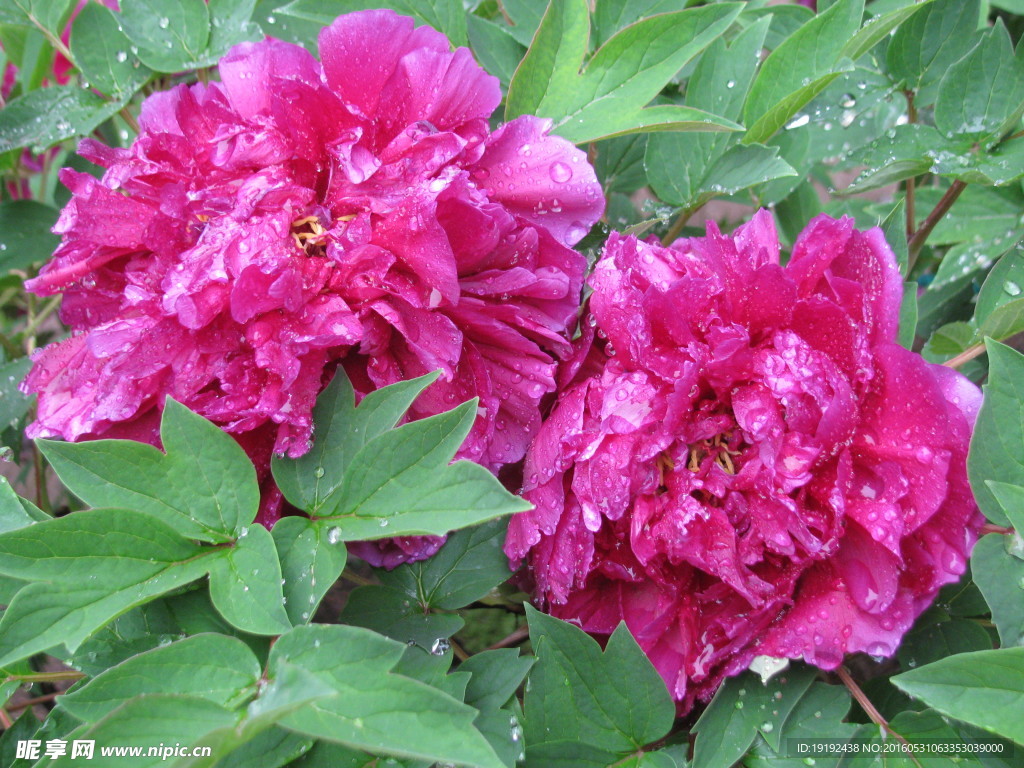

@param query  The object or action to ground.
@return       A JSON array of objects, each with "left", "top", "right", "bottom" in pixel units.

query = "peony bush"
[{"left": 0, "top": 1, "right": 1023, "bottom": 766}]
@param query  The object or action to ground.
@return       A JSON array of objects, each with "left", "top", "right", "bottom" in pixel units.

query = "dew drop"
[{"left": 549, "top": 161, "right": 572, "bottom": 183}]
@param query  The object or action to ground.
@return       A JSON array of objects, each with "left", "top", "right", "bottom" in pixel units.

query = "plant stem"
[
  {"left": 837, "top": 667, "right": 923, "bottom": 768},
  {"left": 5, "top": 691, "right": 59, "bottom": 712},
  {"left": 19, "top": 296, "right": 61, "bottom": 343},
  {"left": 981, "top": 523, "right": 1014, "bottom": 535},
  {"left": 3, "top": 671, "right": 85, "bottom": 684},
  {"left": 119, "top": 107, "right": 140, "bottom": 135},
  {"left": 339, "top": 570, "right": 375, "bottom": 587},
  {"left": 904, "top": 91, "right": 917, "bottom": 238},
  {"left": 942, "top": 342, "right": 985, "bottom": 370},
  {"left": 907, "top": 181, "right": 967, "bottom": 269},
  {"left": 486, "top": 625, "right": 529, "bottom": 651},
  {"left": 662, "top": 204, "right": 698, "bottom": 246},
  {"left": 0, "top": 708, "right": 11, "bottom": 729}
]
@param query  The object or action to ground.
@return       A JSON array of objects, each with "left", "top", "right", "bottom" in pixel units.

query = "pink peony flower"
[
  {"left": 506, "top": 211, "right": 983, "bottom": 711},
  {"left": 23, "top": 10, "right": 603, "bottom": 534}
]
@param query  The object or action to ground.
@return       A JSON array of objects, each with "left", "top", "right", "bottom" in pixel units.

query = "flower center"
[
  {"left": 687, "top": 432, "right": 740, "bottom": 475},
  {"left": 290, "top": 215, "right": 328, "bottom": 255}
]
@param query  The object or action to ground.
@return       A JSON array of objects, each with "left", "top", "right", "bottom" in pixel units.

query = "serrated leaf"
[
  {"left": 118, "top": 0, "right": 211, "bottom": 73},
  {"left": 272, "top": 516, "right": 346, "bottom": 626},
  {"left": 524, "top": 606, "right": 674, "bottom": 756},
  {"left": 971, "top": 533, "right": 1024, "bottom": 648},
  {"left": 275, "top": 0, "right": 467, "bottom": 47},
  {"left": 885, "top": 0, "right": 981, "bottom": 104},
  {"left": 317, "top": 398, "right": 530, "bottom": 539},
  {"left": 0, "top": 86, "right": 124, "bottom": 153},
  {"left": 0, "top": 508, "right": 214, "bottom": 665},
  {"left": 693, "top": 667, "right": 818, "bottom": 768},
  {"left": 39, "top": 398, "right": 260, "bottom": 542},
  {"left": 742, "top": 0, "right": 863, "bottom": 145},
  {"left": 0, "top": 476, "right": 35, "bottom": 534},
  {"left": 59, "top": 634, "right": 260, "bottom": 723},
  {"left": 272, "top": 625, "right": 504, "bottom": 768},
  {"left": 273, "top": 370, "right": 438, "bottom": 515},
  {"left": 892, "top": 647, "right": 1024, "bottom": 745},
  {"left": 70, "top": 3, "right": 151, "bottom": 98},
  {"left": 0, "top": 200, "right": 60, "bottom": 274},
  {"left": 968, "top": 340, "right": 1024, "bottom": 526},
  {"left": 380, "top": 520, "right": 511, "bottom": 611},
  {"left": 204, "top": 0, "right": 262, "bottom": 61},
  {"left": 936, "top": 21, "right": 1024, "bottom": 143},
  {"left": 207, "top": 525, "right": 291, "bottom": 634}
]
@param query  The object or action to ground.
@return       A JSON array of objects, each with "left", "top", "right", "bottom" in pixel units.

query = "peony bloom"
[
  {"left": 23, "top": 10, "right": 603, "bottom": 535},
  {"left": 506, "top": 211, "right": 983, "bottom": 711}
]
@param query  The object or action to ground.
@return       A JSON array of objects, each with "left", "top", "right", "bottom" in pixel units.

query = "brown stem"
[
  {"left": 942, "top": 342, "right": 985, "bottom": 370},
  {"left": 904, "top": 91, "right": 917, "bottom": 239},
  {"left": 449, "top": 638, "right": 470, "bottom": 662},
  {"left": 661, "top": 205, "right": 698, "bottom": 246},
  {"left": 981, "top": 523, "right": 1014, "bottom": 535},
  {"left": 486, "top": 625, "right": 529, "bottom": 651},
  {"left": 0, "top": 708, "right": 11, "bottom": 729},
  {"left": 837, "top": 667, "right": 923, "bottom": 768},
  {"left": 907, "top": 181, "right": 967, "bottom": 269},
  {"left": 119, "top": 107, "right": 140, "bottom": 136},
  {"left": 5, "top": 692, "right": 59, "bottom": 712},
  {"left": 3, "top": 671, "right": 85, "bottom": 684}
]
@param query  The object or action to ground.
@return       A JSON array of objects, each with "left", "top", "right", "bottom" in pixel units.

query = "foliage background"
[{"left": 1, "top": 0, "right": 1024, "bottom": 766}]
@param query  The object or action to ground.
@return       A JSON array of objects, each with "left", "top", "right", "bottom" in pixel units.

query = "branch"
[{"left": 907, "top": 181, "right": 967, "bottom": 269}]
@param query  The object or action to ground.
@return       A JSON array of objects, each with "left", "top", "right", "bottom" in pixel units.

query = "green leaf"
[
  {"left": 971, "top": 533, "right": 1024, "bottom": 647},
  {"left": 0, "top": 357, "right": 33, "bottom": 432},
  {"left": 317, "top": 399, "right": 529, "bottom": 538},
  {"left": 839, "top": 0, "right": 930, "bottom": 61},
  {"left": 692, "top": 666, "right": 817, "bottom": 768},
  {"left": 892, "top": 647, "right": 1024, "bottom": 745},
  {"left": 0, "top": 508, "right": 213, "bottom": 665},
  {"left": 466, "top": 15, "right": 524, "bottom": 88},
  {"left": 922, "top": 321, "right": 975, "bottom": 364},
  {"left": 273, "top": 625, "right": 504, "bottom": 768},
  {"left": 885, "top": 0, "right": 981, "bottom": 104},
  {"left": 462, "top": 649, "right": 535, "bottom": 713},
  {"left": 271, "top": 516, "right": 346, "bottom": 626},
  {"left": 275, "top": 0, "right": 467, "bottom": 47},
  {"left": 0, "top": 0, "right": 74, "bottom": 33},
  {"left": 592, "top": 0, "right": 690, "bottom": 48},
  {"left": 898, "top": 282, "right": 918, "bottom": 349},
  {"left": 506, "top": 2, "right": 743, "bottom": 143},
  {"left": 118, "top": 0, "right": 211, "bottom": 73},
  {"left": 968, "top": 340, "right": 1024, "bottom": 526},
  {"left": 742, "top": 0, "right": 863, "bottom": 145},
  {"left": 987, "top": 480, "right": 1024, "bottom": 535},
  {"left": 206, "top": 728, "right": 313, "bottom": 768},
  {"left": 0, "top": 200, "right": 59, "bottom": 274},
  {"left": 339, "top": 583, "right": 464, "bottom": 649},
  {"left": 504, "top": 0, "right": 590, "bottom": 124},
  {"left": 976, "top": 246, "right": 1024, "bottom": 322},
  {"left": 55, "top": 695, "right": 238, "bottom": 768},
  {"left": 978, "top": 297, "right": 1024, "bottom": 342},
  {"left": 59, "top": 634, "right": 260, "bottom": 723},
  {"left": 0, "top": 86, "right": 124, "bottom": 154},
  {"left": 0, "top": 475, "right": 35, "bottom": 534},
  {"left": 207, "top": 525, "right": 291, "bottom": 634},
  {"left": 39, "top": 398, "right": 260, "bottom": 542},
  {"left": 743, "top": 682, "right": 854, "bottom": 768},
  {"left": 380, "top": 520, "right": 512, "bottom": 611},
  {"left": 524, "top": 606, "right": 674, "bottom": 756},
  {"left": 898, "top": 618, "right": 993, "bottom": 670},
  {"left": 204, "top": 0, "right": 262, "bottom": 61},
  {"left": 273, "top": 370, "right": 438, "bottom": 516},
  {"left": 70, "top": 3, "right": 152, "bottom": 99},
  {"left": 935, "top": 21, "right": 1024, "bottom": 143}
]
